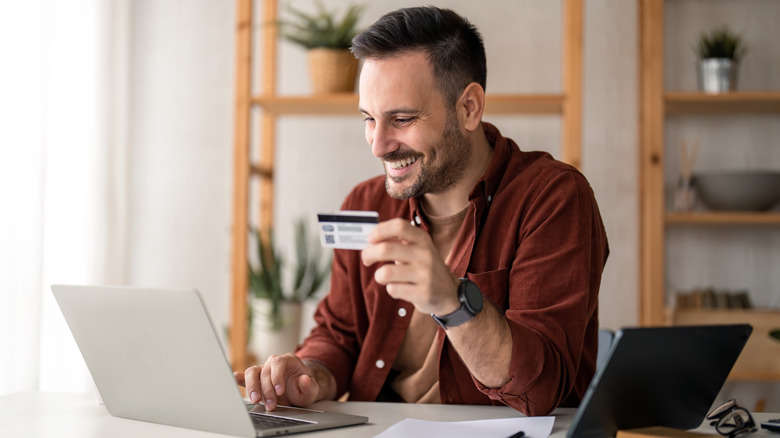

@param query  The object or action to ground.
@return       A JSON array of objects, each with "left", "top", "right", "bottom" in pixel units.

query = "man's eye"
[
  {"left": 363, "top": 116, "right": 375, "bottom": 123},
  {"left": 396, "top": 117, "right": 415, "bottom": 125}
]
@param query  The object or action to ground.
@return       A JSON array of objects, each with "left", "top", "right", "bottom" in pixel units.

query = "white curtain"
[{"left": 0, "top": 0, "right": 128, "bottom": 394}]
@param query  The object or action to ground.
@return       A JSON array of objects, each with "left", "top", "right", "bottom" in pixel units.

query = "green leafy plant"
[
  {"left": 248, "top": 219, "right": 331, "bottom": 332},
  {"left": 695, "top": 25, "right": 748, "bottom": 61},
  {"left": 276, "top": 1, "right": 363, "bottom": 49},
  {"left": 771, "top": 329, "right": 780, "bottom": 343}
]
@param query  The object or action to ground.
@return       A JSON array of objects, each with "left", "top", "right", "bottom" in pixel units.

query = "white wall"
[
  {"left": 127, "top": 0, "right": 235, "bottom": 335},
  {"left": 583, "top": 0, "right": 639, "bottom": 330}
]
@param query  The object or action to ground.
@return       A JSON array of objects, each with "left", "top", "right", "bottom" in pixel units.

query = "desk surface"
[
  {"left": 0, "top": 392, "right": 570, "bottom": 438},
  {"left": 1, "top": 392, "right": 777, "bottom": 438}
]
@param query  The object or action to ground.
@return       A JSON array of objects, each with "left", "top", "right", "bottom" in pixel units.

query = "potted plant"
[
  {"left": 277, "top": 1, "right": 363, "bottom": 94},
  {"left": 248, "top": 219, "right": 331, "bottom": 360},
  {"left": 694, "top": 25, "right": 748, "bottom": 94}
]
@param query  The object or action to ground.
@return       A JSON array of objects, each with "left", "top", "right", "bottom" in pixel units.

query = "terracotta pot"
[{"left": 307, "top": 48, "right": 358, "bottom": 94}]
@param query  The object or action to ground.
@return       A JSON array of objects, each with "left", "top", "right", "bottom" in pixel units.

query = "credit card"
[{"left": 317, "top": 211, "right": 379, "bottom": 250}]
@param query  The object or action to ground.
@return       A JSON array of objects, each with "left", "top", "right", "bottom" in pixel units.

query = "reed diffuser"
[{"left": 674, "top": 138, "right": 699, "bottom": 212}]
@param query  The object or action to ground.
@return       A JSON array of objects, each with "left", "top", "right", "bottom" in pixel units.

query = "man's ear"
[{"left": 456, "top": 82, "right": 485, "bottom": 132}]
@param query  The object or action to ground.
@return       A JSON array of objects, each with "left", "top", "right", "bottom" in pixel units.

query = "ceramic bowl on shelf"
[{"left": 691, "top": 170, "right": 780, "bottom": 211}]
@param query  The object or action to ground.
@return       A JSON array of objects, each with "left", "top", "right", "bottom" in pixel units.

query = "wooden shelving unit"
[
  {"left": 229, "top": 0, "right": 585, "bottom": 371},
  {"left": 665, "top": 91, "right": 780, "bottom": 114},
  {"left": 663, "top": 90, "right": 780, "bottom": 228},
  {"left": 666, "top": 212, "right": 780, "bottom": 226},
  {"left": 639, "top": 0, "right": 780, "bottom": 382},
  {"left": 673, "top": 309, "right": 780, "bottom": 381},
  {"left": 252, "top": 93, "right": 566, "bottom": 116}
]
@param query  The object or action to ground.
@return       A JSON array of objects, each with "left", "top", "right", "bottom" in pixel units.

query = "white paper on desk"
[{"left": 374, "top": 416, "right": 554, "bottom": 438}]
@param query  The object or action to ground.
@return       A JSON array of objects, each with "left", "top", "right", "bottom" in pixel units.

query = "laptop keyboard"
[{"left": 250, "top": 412, "right": 314, "bottom": 430}]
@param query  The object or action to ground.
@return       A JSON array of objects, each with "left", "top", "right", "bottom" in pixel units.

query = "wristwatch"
[{"left": 431, "top": 278, "right": 484, "bottom": 329}]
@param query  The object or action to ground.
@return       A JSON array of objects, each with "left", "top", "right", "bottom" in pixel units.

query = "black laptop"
[{"left": 567, "top": 324, "right": 752, "bottom": 438}]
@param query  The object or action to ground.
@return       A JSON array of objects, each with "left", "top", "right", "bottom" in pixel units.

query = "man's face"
[{"left": 358, "top": 52, "right": 471, "bottom": 200}]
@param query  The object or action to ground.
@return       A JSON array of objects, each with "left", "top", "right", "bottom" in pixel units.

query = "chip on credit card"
[{"left": 317, "top": 211, "right": 379, "bottom": 250}]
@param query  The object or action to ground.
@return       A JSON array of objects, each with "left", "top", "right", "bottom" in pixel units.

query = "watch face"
[{"left": 463, "top": 280, "right": 484, "bottom": 314}]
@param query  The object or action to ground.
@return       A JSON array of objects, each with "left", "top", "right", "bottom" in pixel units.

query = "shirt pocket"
[{"left": 466, "top": 268, "right": 509, "bottom": 312}]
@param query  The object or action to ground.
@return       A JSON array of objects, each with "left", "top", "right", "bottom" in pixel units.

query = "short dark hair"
[{"left": 351, "top": 6, "right": 487, "bottom": 107}]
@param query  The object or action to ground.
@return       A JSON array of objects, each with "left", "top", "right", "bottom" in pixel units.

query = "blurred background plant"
[
  {"left": 695, "top": 25, "right": 747, "bottom": 61},
  {"left": 248, "top": 218, "right": 331, "bottom": 332},
  {"left": 276, "top": 1, "right": 363, "bottom": 49}
]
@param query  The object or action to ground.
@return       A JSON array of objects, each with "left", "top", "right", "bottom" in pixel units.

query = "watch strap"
[
  {"left": 431, "top": 278, "right": 481, "bottom": 329},
  {"left": 431, "top": 306, "right": 475, "bottom": 329}
]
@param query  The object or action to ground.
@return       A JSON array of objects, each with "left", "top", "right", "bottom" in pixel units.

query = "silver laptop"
[{"left": 51, "top": 284, "right": 367, "bottom": 437}]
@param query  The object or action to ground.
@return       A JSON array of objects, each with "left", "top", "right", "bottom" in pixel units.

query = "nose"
[{"left": 368, "top": 122, "right": 396, "bottom": 158}]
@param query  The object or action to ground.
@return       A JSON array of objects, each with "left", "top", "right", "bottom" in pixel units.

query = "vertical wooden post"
[
  {"left": 230, "top": 0, "right": 253, "bottom": 371},
  {"left": 639, "top": 0, "right": 666, "bottom": 326},
  {"left": 259, "top": 0, "right": 278, "bottom": 239},
  {"left": 562, "top": 0, "right": 583, "bottom": 170}
]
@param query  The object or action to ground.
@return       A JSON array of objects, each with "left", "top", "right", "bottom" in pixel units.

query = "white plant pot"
[
  {"left": 697, "top": 58, "right": 738, "bottom": 94},
  {"left": 299, "top": 299, "right": 319, "bottom": 342},
  {"left": 250, "top": 299, "right": 303, "bottom": 363}
]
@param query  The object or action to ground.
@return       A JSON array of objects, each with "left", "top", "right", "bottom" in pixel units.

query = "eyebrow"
[{"left": 358, "top": 106, "right": 422, "bottom": 117}]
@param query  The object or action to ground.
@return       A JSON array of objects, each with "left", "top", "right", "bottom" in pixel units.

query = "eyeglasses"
[{"left": 706, "top": 399, "right": 757, "bottom": 438}]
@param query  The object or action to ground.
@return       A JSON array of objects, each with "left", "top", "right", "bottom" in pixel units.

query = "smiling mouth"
[{"left": 386, "top": 156, "right": 419, "bottom": 170}]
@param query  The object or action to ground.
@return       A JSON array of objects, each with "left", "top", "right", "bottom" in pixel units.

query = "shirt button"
[
  {"left": 398, "top": 308, "right": 407, "bottom": 317},
  {"left": 375, "top": 360, "right": 385, "bottom": 369},
  {"left": 487, "top": 195, "right": 493, "bottom": 203},
  {"left": 415, "top": 215, "right": 422, "bottom": 225}
]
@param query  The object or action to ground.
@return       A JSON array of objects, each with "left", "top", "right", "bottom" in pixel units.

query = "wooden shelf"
[
  {"left": 666, "top": 212, "right": 780, "bottom": 225},
  {"left": 251, "top": 93, "right": 564, "bottom": 115},
  {"left": 252, "top": 94, "right": 356, "bottom": 115},
  {"left": 665, "top": 91, "right": 780, "bottom": 114},
  {"left": 485, "top": 94, "right": 563, "bottom": 115},
  {"left": 671, "top": 308, "right": 780, "bottom": 381}
]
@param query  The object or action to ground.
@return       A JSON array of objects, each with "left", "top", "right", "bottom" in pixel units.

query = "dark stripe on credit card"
[{"left": 317, "top": 214, "right": 379, "bottom": 224}]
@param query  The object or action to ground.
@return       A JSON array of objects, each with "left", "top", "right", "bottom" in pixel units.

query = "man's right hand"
[{"left": 233, "top": 353, "right": 333, "bottom": 411}]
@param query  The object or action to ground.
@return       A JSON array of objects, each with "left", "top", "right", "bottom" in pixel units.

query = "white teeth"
[{"left": 387, "top": 156, "right": 418, "bottom": 170}]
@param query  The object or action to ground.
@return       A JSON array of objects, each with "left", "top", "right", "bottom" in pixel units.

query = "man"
[{"left": 235, "top": 6, "right": 608, "bottom": 416}]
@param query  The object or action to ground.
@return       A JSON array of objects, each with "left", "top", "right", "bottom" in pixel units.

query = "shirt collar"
[{"left": 471, "top": 122, "right": 511, "bottom": 205}]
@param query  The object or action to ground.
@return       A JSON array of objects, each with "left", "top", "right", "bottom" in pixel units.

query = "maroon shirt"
[{"left": 297, "top": 122, "right": 609, "bottom": 415}]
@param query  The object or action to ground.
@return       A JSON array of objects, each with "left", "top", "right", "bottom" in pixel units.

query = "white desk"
[
  {"left": 0, "top": 392, "right": 568, "bottom": 437},
  {"left": 1, "top": 392, "right": 777, "bottom": 437}
]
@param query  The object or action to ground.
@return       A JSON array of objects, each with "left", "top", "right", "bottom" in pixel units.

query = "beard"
[{"left": 383, "top": 112, "right": 472, "bottom": 200}]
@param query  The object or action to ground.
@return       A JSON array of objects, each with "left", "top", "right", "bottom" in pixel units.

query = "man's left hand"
[{"left": 360, "top": 218, "right": 460, "bottom": 315}]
